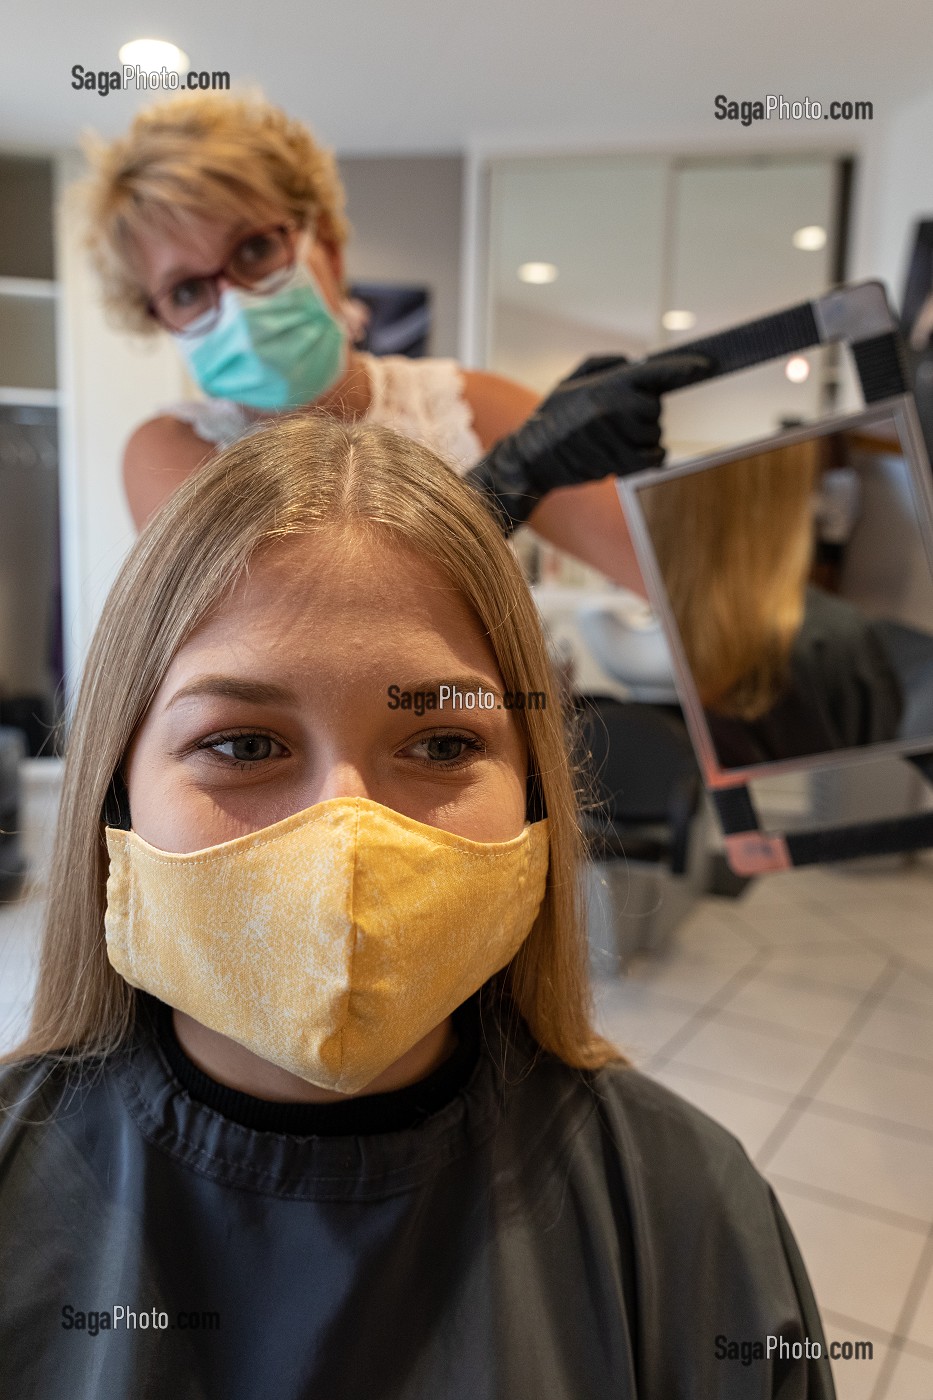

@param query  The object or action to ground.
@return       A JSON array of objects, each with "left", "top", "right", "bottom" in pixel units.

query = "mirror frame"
[{"left": 620, "top": 394, "right": 933, "bottom": 788}]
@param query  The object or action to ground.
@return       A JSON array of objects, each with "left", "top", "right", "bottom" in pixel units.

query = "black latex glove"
[{"left": 466, "top": 351, "right": 712, "bottom": 534}]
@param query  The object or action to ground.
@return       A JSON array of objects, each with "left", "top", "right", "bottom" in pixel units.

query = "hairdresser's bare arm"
[
  {"left": 123, "top": 415, "right": 217, "bottom": 530},
  {"left": 460, "top": 369, "right": 647, "bottom": 595}
]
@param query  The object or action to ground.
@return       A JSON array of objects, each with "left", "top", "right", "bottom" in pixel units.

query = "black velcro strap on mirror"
[
  {"left": 786, "top": 811, "right": 933, "bottom": 865},
  {"left": 712, "top": 785, "right": 760, "bottom": 834},
  {"left": 851, "top": 332, "right": 911, "bottom": 402},
  {"left": 645, "top": 301, "right": 820, "bottom": 384}
]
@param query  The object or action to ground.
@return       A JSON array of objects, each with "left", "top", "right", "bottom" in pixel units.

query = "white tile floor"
[
  {"left": 2, "top": 789, "right": 931, "bottom": 1400},
  {"left": 596, "top": 857, "right": 933, "bottom": 1400}
]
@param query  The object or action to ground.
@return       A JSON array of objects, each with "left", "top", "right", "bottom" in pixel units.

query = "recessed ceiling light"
[
  {"left": 785, "top": 355, "right": 811, "bottom": 383},
  {"left": 661, "top": 310, "right": 696, "bottom": 332},
  {"left": 118, "top": 38, "right": 190, "bottom": 73},
  {"left": 517, "top": 262, "right": 558, "bottom": 285},
  {"left": 792, "top": 225, "right": 827, "bottom": 252}
]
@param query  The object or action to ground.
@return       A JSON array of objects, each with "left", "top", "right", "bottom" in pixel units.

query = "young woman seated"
[{"left": 0, "top": 417, "right": 833, "bottom": 1399}]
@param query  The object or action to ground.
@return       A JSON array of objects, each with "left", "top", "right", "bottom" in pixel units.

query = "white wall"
[
  {"left": 339, "top": 155, "right": 463, "bottom": 357},
  {"left": 54, "top": 153, "right": 189, "bottom": 692},
  {"left": 849, "top": 84, "right": 933, "bottom": 296}
]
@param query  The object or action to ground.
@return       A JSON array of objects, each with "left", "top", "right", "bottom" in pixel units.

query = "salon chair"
[
  {"left": 0, "top": 726, "right": 26, "bottom": 896},
  {"left": 573, "top": 695, "right": 708, "bottom": 973}
]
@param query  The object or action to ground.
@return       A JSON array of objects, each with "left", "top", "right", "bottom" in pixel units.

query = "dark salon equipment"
[
  {"left": 0, "top": 405, "right": 62, "bottom": 761},
  {"left": 346, "top": 282, "right": 432, "bottom": 357},
  {"left": 573, "top": 694, "right": 709, "bottom": 969},
  {"left": 900, "top": 219, "right": 933, "bottom": 463},
  {"left": 0, "top": 727, "right": 26, "bottom": 896}
]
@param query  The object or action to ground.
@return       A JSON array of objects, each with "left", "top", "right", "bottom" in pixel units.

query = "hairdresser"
[{"left": 83, "top": 92, "right": 707, "bottom": 561}]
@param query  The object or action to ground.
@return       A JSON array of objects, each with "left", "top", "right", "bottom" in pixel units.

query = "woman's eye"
[
  {"left": 170, "top": 277, "right": 211, "bottom": 310},
  {"left": 405, "top": 733, "right": 483, "bottom": 766},
  {"left": 203, "top": 733, "right": 285, "bottom": 765},
  {"left": 235, "top": 234, "right": 276, "bottom": 270}
]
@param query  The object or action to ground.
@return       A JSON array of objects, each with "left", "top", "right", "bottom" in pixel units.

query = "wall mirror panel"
[{"left": 484, "top": 153, "right": 850, "bottom": 461}]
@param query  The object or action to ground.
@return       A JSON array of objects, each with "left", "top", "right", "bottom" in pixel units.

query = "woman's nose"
[{"left": 311, "top": 763, "right": 373, "bottom": 806}]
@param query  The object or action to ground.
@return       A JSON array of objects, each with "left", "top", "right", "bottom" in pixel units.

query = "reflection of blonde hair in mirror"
[
  {"left": 7, "top": 418, "right": 620, "bottom": 1074},
  {"left": 645, "top": 441, "right": 819, "bottom": 720},
  {"left": 81, "top": 90, "right": 350, "bottom": 334}
]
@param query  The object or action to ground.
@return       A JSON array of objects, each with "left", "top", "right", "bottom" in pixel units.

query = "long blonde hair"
[
  {"left": 10, "top": 417, "right": 618, "bottom": 1073},
  {"left": 81, "top": 90, "right": 351, "bottom": 334},
  {"left": 645, "top": 441, "right": 819, "bottom": 720}
]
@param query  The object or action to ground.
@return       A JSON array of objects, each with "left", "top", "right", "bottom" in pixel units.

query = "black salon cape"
[{"left": 0, "top": 1000, "right": 835, "bottom": 1399}]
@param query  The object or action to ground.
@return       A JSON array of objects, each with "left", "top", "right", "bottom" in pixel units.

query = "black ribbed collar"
[
  {"left": 113, "top": 991, "right": 554, "bottom": 1200},
  {"left": 149, "top": 993, "right": 482, "bottom": 1137}
]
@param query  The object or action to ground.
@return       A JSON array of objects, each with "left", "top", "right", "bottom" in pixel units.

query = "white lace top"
[{"left": 162, "top": 353, "right": 484, "bottom": 477}]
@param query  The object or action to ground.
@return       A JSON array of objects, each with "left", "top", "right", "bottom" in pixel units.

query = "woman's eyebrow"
[
  {"left": 394, "top": 674, "right": 501, "bottom": 696},
  {"left": 166, "top": 676, "right": 300, "bottom": 710},
  {"left": 153, "top": 222, "right": 255, "bottom": 294}
]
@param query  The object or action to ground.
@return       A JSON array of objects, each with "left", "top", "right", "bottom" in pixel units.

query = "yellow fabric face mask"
[{"left": 104, "top": 797, "right": 550, "bottom": 1094}]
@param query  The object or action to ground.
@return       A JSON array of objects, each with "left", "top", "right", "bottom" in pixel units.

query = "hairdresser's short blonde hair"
[{"left": 82, "top": 91, "right": 351, "bottom": 334}]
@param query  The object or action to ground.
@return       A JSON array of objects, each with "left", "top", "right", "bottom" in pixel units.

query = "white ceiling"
[{"left": 2, "top": 0, "right": 931, "bottom": 154}]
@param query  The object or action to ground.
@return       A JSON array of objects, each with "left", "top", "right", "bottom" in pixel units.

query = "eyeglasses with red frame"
[{"left": 147, "top": 223, "right": 300, "bottom": 336}]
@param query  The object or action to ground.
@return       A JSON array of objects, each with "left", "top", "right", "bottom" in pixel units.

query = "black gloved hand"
[{"left": 466, "top": 351, "right": 712, "bottom": 534}]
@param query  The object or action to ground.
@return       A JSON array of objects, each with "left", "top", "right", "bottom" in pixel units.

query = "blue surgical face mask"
[{"left": 176, "top": 256, "right": 348, "bottom": 410}]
